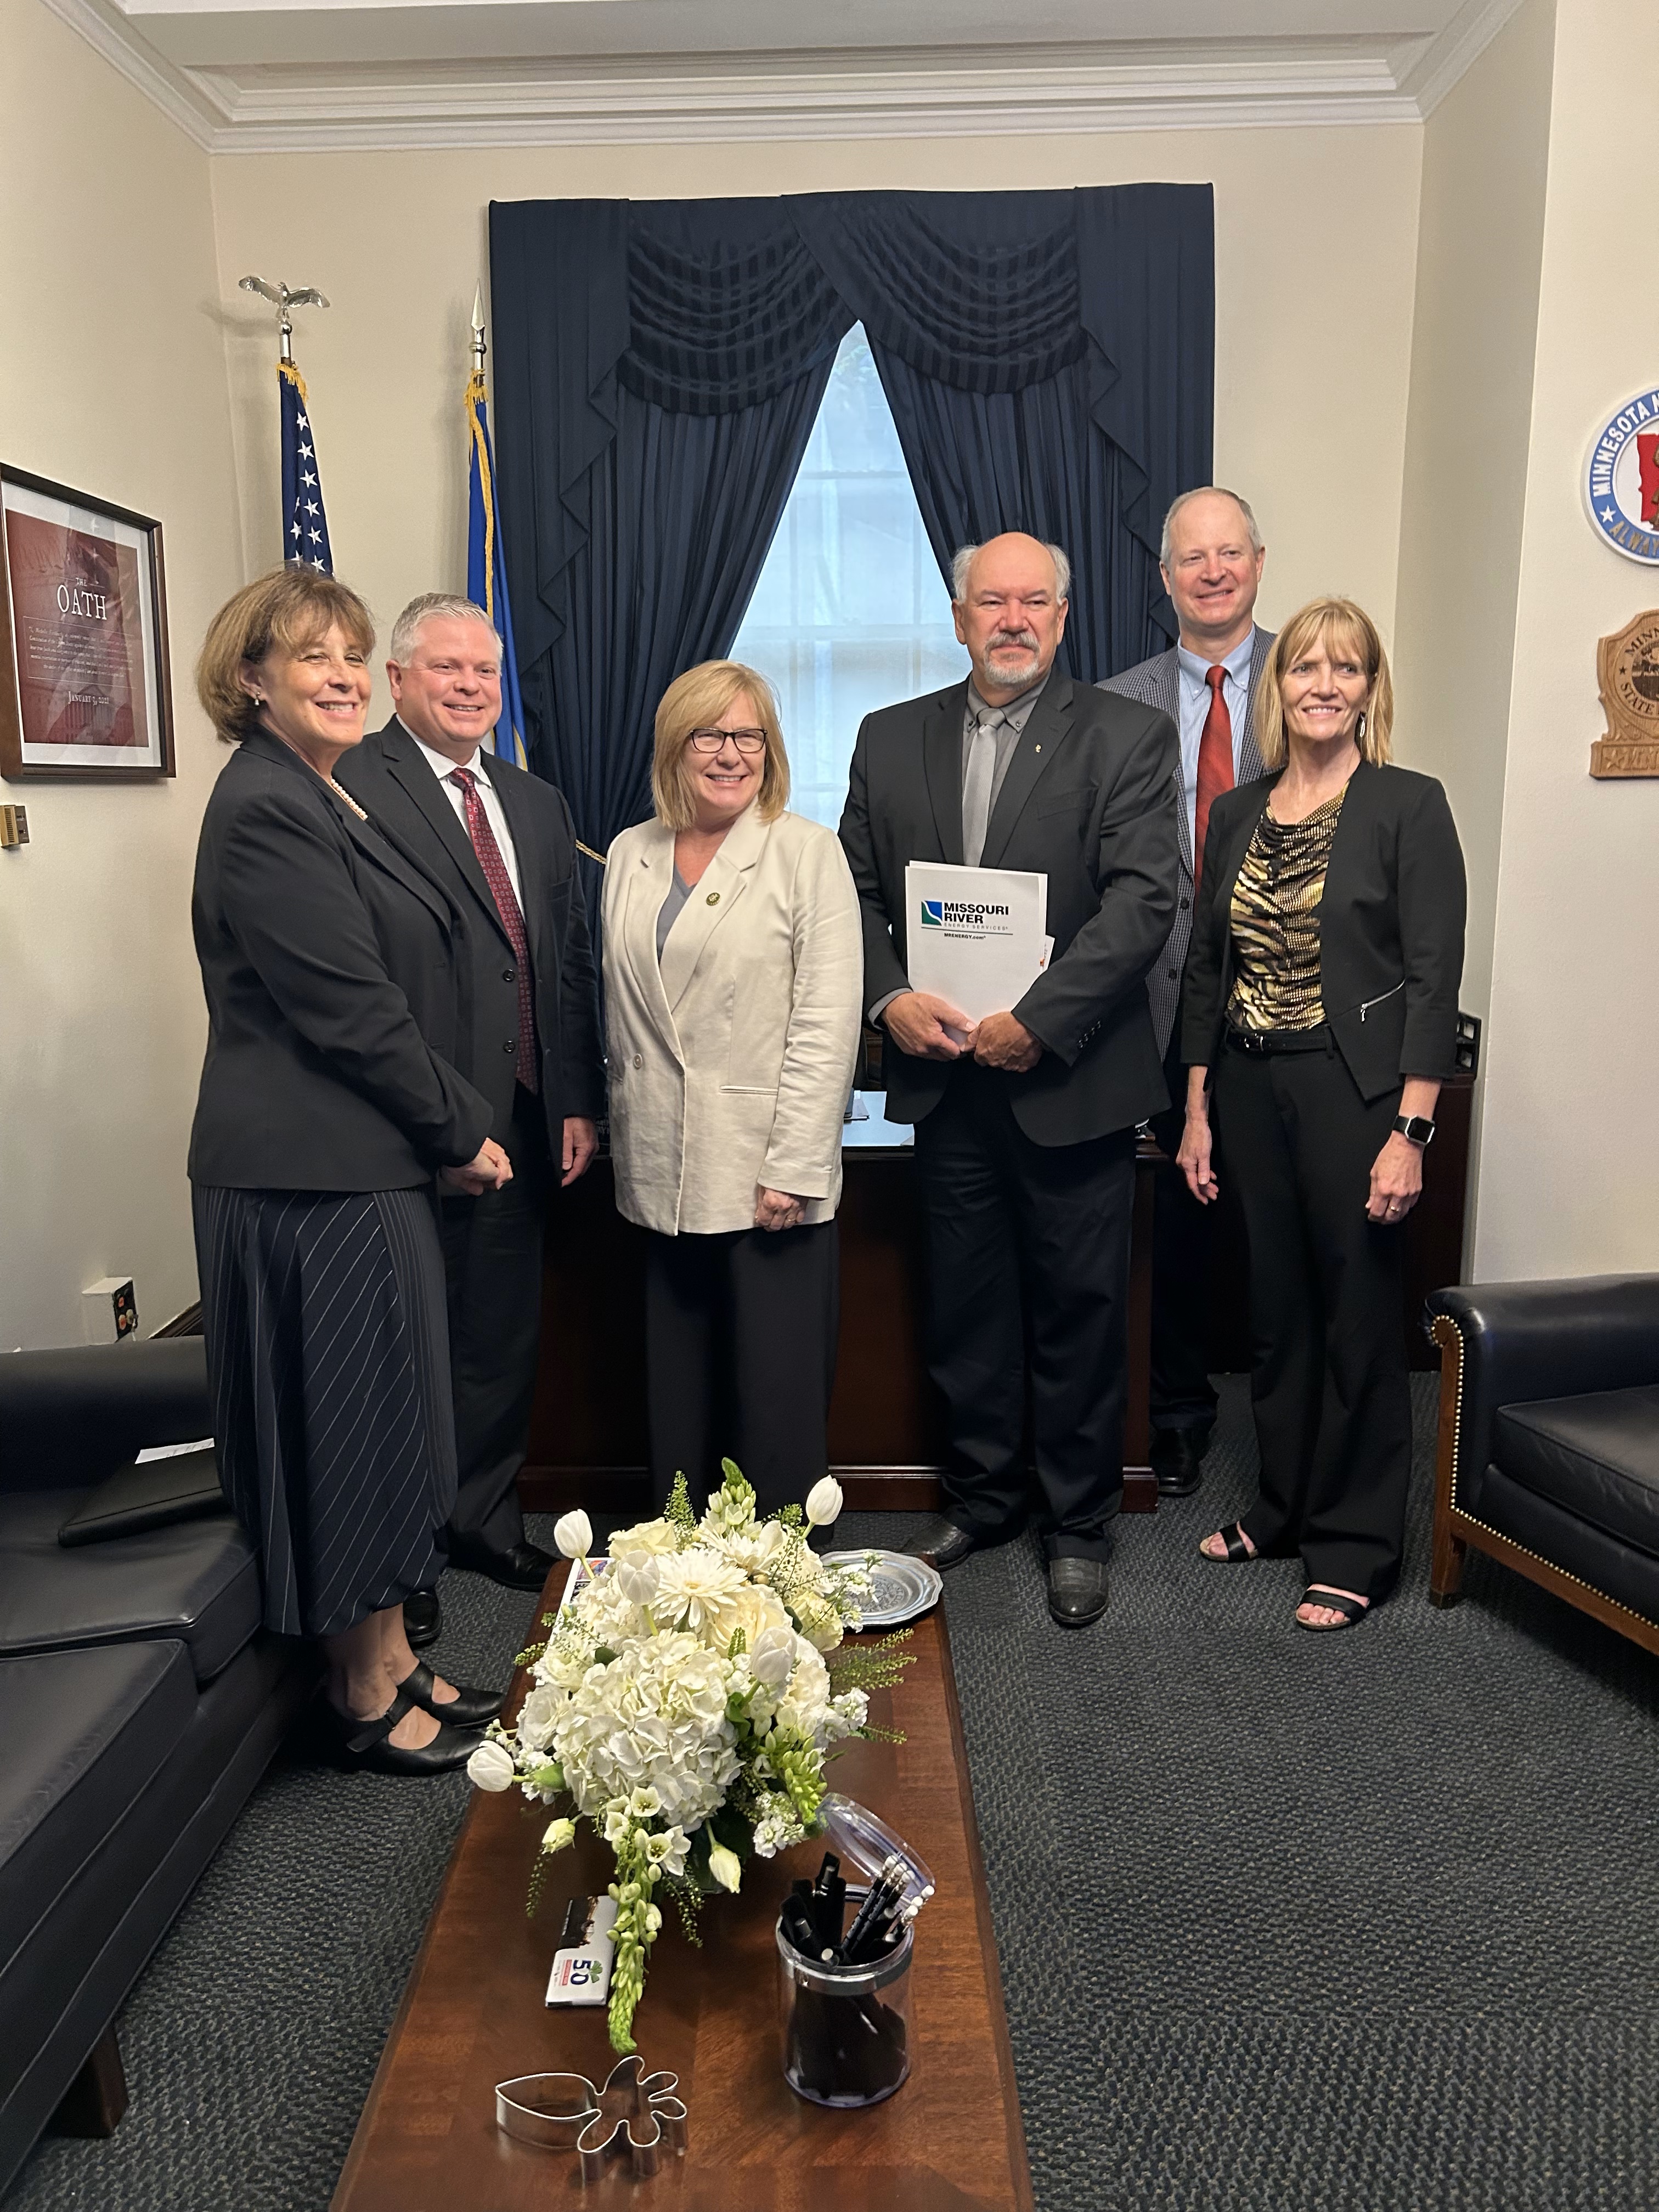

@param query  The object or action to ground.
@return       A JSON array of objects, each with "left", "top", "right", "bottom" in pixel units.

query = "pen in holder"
[{"left": 776, "top": 1887, "right": 914, "bottom": 2108}]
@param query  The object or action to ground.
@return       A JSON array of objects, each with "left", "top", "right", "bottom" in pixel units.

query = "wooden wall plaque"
[{"left": 1591, "top": 608, "right": 1659, "bottom": 777}]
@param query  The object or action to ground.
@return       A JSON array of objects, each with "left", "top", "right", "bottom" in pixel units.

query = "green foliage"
[
  {"left": 828, "top": 1627, "right": 916, "bottom": 1695},
  {"left": 661, "top": 1875, "right": 704, "bottom": 1949},
  {"left": 665, "top": 1471, "right": 698, "bottom": 1538}
]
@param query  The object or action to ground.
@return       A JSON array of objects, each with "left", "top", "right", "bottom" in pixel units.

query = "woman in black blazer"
[
  {"left": 1177, "top": 597, "right": 1465, "bottom": 1629},
  {"left": 191, "top": 567, "right": 509, "bottom": 1769}
]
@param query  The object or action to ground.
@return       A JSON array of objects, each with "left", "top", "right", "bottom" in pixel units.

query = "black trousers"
[
  {"left": 438, "top": 1082, "right": 551, "bottom": 1553},
  {"left": 1148, "top": 1024, "right": 1221, "bottom": 1435},
  {"left": 1214, "top": 1039, "right": 1412, "bottom": 1601},
  {"left": 913, "top": 1064, "right": 1136, "bottom": 1562},
  {"left": 644, "top": 1219, "right": 839, "bottom": 1518}
]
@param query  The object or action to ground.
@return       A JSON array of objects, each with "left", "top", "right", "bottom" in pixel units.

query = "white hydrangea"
[{"left": 550, "top": 1632, "right": 741, "bottom": 1831}]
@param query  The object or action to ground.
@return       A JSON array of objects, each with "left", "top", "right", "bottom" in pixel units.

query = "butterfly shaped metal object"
[{"left": 495, "top": 2055, "right": 689, "bottom": 2182}]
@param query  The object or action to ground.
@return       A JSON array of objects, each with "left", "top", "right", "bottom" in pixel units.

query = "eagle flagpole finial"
[{"left": 239, "top": 274, "right": 330, "bottom": 367}]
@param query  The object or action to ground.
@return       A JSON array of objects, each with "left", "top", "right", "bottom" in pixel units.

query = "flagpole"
[{"left": 240, "top": 274, "right": 335, "bottom": 572}]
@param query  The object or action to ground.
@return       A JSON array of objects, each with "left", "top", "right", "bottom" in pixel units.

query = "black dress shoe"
[
  {"left": 1150, "top": 1424, "right": 1214, "bottom": 1498},
  {"left": 326, "top": 1687, "right": 483, "bottom": 1775},
  {"left": 447, "top": 1534, "right": 557, "bottom": 1590},
  {"left": 903, "top": 1514, "right": 978, "bottom": 1570},
  {"left": 404, "top": 1589, "right": 442, "bottom": 1649},
  {"left": 1047, "top": 1557, "right": 1109, "bottom": 1627},
  {"left": 396, "top": 1658, "right": 504, "bottom": 1728}
]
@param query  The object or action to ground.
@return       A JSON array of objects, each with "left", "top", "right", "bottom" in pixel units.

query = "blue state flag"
[
  {"left": 466, "top": 368, "right": 528, "bottom": 769},
  {"left": 279, "top": 362, "right": 332, "bottom": 572}
]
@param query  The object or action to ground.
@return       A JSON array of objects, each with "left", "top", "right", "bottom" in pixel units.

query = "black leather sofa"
[
  {"left": 0, "top": 1340, "right": 314, "bottom": 2195},
  {"left": 1425, "top": 1274, "right": 1659, "bottom": 1655}
]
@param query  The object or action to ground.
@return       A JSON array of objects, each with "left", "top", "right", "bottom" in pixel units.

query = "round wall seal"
[{"left": 1584, "top": 388, "right": 1659, "bottom": 563}]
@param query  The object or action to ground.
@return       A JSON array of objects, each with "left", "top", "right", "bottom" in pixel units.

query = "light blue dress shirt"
[{"left": 1175, "top": 631, "right": 1256, "bottom": 861}]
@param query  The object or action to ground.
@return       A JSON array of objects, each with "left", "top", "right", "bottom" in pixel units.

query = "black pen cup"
[{"left": 776, "top": 1895, "right": 914, "bottom": 2108}]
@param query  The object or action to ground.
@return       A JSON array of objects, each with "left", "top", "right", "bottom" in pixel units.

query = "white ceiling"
[{"left": 41, "top": 0, "right": 1528, "bottom": 150}]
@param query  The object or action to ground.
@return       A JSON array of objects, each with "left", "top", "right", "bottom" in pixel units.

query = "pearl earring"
[{"left": 1356, "top": 710, "right": 1368, "bottom": 742}]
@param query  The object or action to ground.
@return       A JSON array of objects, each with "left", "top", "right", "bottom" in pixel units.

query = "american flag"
[{"left": 279, "top": 360, "right": 332, "bottom": 572}]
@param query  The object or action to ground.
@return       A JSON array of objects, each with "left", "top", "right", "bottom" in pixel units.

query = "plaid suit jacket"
[{"left": 1098, "top": 625, "right": 1274, "bottom": 1059}]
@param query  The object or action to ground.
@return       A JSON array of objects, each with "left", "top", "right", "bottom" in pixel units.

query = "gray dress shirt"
[
  {"left": 655, "top": 867, "right": 693, "bottom": 962},
  {"left": 870, "top": 672, "right": 1051, "bottom": 1022}
]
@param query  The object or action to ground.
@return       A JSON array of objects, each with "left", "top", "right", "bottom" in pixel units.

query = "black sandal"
[
  {"left": 327, "top": 1686, "right": 484, "bottom": 1774},
  {"left": 1295, "top": 1588, "right": 1369, "bottom": 1632},
  {"left": 1200, "top": 1521, "right": 1258, "bottom": 1564},
  {"left": 396, "top": 1657, "right": 504, "bottom": 1727}
]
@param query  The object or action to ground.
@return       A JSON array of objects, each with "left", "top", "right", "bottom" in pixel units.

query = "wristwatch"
[{"left": 1393, "top": 1113, "right": 1436, "bottom": 1147}]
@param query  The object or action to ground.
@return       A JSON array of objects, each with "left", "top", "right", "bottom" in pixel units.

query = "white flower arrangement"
[{"left": 468, "top": 1461, "right": 910, "bottom": 2053}]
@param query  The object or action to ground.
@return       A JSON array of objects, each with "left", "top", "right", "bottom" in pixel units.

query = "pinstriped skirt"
[{"left": 192, "top": 1184, "right": 457, "bottom": 1639}]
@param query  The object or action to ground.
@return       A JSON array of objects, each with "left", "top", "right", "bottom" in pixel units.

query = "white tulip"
[
  {"left": 749, "top": 1624, "right": 796, "bottom": 1688},
  {"left": 467, "top": 1737, "right": 517, "bottom": 1792},
  {"left": 541, "top": 1817, "right": 576, "bottom": 1855},
  {"left": 708, "top": 1842, "right": 743, "bottom": 1894},
  {"left": 804, "top": 1477, "right": 843, "bottom": 1528},
  {"left": 554, "top": 1509, "right": 594, "bottom": 1561},
  {"left": 614, "top": 1554, "right": 660, "bottom": 1606}
]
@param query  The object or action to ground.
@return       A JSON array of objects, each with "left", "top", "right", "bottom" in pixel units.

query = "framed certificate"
[{"left": 0, "top": 465, "right": 176, "bottom": 781}]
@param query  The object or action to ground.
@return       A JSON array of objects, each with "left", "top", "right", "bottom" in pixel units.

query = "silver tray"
[{"left": 823, "top": 1549, "right": 943, "bottom": 1628}]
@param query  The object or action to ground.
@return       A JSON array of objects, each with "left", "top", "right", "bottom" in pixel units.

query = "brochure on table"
[{"left": 904, "top": 861, "right": 1052, "bottom": 1025}]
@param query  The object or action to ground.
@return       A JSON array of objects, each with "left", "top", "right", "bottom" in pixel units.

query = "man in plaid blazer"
[{"left": 1099, "top": 488, "right": 1273, "bottom": 1501}]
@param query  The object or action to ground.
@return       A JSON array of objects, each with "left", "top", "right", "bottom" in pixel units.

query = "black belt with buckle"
[{"left": 1224, "top": 1023, "right": 1333, "bottom": 1057}]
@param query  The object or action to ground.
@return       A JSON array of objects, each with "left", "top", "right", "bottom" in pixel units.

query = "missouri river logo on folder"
[{"left": 917, "top": 897, "right": 1012, "bottom": 937}]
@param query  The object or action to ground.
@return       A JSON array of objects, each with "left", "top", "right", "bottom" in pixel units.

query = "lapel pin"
[
  {"left": 1035, "top": 744, "right": 1042, "bottom": 753},
  {"left": 706, "top": 890, "right": 720, "bottom": 905}
]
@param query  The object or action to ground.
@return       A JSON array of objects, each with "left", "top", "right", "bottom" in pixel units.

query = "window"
[{"left": 731, "top": 325, "right": 967, "bottom": 831}]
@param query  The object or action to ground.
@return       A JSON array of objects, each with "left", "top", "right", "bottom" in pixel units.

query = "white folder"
[{"left": 904, "top": 861, "right": 1051, "bottom": 1024}]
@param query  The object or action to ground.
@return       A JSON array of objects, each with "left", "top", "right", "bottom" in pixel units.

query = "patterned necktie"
[
  {"left": 962, "top": 707, "right": 1003, "bottom": 867},
  {"left": 449, "top": 766, "right": 538, "bottom": 1094},
  {"left": 1193, "top": 665, "right": 1235, "bottom": 899}
]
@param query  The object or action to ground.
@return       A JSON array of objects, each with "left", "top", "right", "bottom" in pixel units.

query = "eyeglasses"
[{"left": 686, "top": 727, "right": 766, "bottom": 754}]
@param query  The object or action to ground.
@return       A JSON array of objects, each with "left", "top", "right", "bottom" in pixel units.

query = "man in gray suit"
[{"left": 1099, "top": 487, "right": 1273, "bottom": 1500}]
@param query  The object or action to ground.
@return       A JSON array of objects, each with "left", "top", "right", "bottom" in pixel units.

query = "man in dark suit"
[
  {"left": 1099, "top": 487, "right": 1274, "bottom": 1501},
  {"left": 338, "top": 596, "right": 603, "bottom": 1635},
  {"left": 839, "top": 533, "right": 1178, "bottom": 1626}
]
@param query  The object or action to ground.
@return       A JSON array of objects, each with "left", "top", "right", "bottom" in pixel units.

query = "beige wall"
[
  {"left": 0, "top": 0, "right": 239, "bottom": 1350},
  {"left": 1472, "top": 0, "right": 1659, "bottom": 1278},
  {"left": 207, "top": 125, "right": 1425, "bottom": 717},
  {"left": 1392, "top": 0, "right": 1556, "bottom": 1022}
]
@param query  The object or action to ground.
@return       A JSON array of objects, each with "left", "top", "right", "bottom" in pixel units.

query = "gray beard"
[{"left": 976, "top": 645, "right": 1043, "bottom": 693}]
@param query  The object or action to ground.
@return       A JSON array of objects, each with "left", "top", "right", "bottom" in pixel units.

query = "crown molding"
[
  {"left": 1400, "top": 0, "right": 1531, "bottom": 116},
  {"left": 188, "top": 48, "right": 1423, "bottom": 153},
  {"left": 39, "top": 0, "right": 1527, "bottom": 154},
  {"left": 38, "top": 0, "right": 218, "bottom": 150}
]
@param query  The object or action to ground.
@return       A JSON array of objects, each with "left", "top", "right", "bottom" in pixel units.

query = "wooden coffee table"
[{"left": 332, "top": 1567, "right": 1034, "bottom": 2212}]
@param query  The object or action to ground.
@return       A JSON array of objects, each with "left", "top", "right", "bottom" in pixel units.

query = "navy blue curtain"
[{"left": 489, "top": 186, "right": 1212, "bottom": 865}]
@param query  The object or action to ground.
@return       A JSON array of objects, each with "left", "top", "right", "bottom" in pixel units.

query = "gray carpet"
[{"left": 13, "top": 1377, "right": 1659, "bottom": 2210}]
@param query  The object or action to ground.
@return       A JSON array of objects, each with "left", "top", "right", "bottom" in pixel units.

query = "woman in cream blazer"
[{"left": 603, "top": 660, "right": 864, "bottom": 1514}]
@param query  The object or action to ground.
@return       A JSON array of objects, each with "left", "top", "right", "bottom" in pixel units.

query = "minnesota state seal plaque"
[{"left": 1592, "top": 608, "right": 1659, "bottom": 778}]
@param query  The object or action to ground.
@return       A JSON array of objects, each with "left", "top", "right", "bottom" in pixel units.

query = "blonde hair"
[
  {"left": 651, "top": 661, "right": 789, "bottom": 830},
  {"left": 1254, "top": 596, "right": 1394, "bottom": 772},
  {"left": 196, "top": 568, "right": 375, "bottom": 746}
]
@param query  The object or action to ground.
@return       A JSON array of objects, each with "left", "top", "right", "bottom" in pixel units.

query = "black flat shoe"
[
  {"left": 327, "top": 1687, "right": 484, "bottom": 1774},
  {"left": 404, "top": 1589, "right": 442, "bottom": 1649},
  {"left": 1047, "top": 1557, "right": 1109, "bottom": 1628},
  {"left": 448, "top": 1535, "right": 556, "bottom": 1591},
  {"left": 1201, "top": 1520, "right": 1259, "bottom": 1563},
  {"left": 902, "top": 1515, "right": 978, "bottom": 1571},
  {"left": 396, "top": 1657, "right": 504, "bottom": 1727},
  {"left": 1295, "top": 1588, "right": 1370, "bottom": 1633}
]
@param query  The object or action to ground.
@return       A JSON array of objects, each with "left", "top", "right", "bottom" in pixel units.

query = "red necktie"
[
  {"left": 1193, "top": 665, "right": 1235, "bottom": 899},
  {"left": 449, "top": 766, "right": 538, "bottom": 1094}
]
